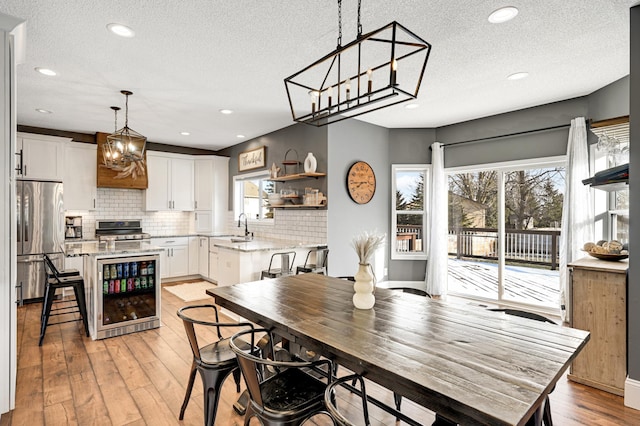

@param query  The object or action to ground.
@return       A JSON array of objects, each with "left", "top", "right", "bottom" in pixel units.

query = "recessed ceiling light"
[
  {"left": 35, "top": 108, "right": 52, "bottom": 114},
  {"left": 507, "top": 72, "right": 529, "bottom": 80},
  {"left": 405, "top": 103, "right": 420, "bottom": 109},
  {"left": 219, "top": 109, "right": 234, "bottom": 115},
  {"left": 180, "top": 131, "right": 190, "bottom": 136},
  {"left": 35, "top": 67, "right": 57, "bottom": 76},
  {"left": 488, "top": 6, "right": 519, "bottom": 24},
  {"left": 107, "top": 23, "right": 135, "bottom": 38},
  {"left": 236, "top": 134, "right": 246, "bottom": 138}
]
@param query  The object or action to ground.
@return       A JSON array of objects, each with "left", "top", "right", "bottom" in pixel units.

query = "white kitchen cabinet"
[
  {"left": 188, "top": 236, "right": 199, "bottom": 275},
  {"left": 193, "top": 156, "right": 229, "bottom": 233},
  {"left": 198, "top": 237, "right": 209, "bottom": 278},
  {"left": 209, "top": 244, "right": 219, "bottom": 283},
  {"left": 144, "top": 152, "right": 194, "bottom": 211},
  {"left": 151, "top": 237, "right": 190, "bottom": 279},
  {"left": 16, "top": 132, "right": 69, "bottom": 181},
  {"left": 63, "top": 142, "right": 97, "bottom": 210}
]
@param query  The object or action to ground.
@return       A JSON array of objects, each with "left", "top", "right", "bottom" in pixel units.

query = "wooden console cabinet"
[{"left": 568, "top": 257, "right": 627, "bottom": 395}]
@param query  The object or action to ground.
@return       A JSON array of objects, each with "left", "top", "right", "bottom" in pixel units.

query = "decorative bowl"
[{"left": 583, "top": 250, "right": 628, "bottom": 261}]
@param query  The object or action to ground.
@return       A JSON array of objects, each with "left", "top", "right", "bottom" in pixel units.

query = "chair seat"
[
  {"left": 49, "top": 268, "right": 80, "bottom": 278},
  {"left": 261, "top": 368, "right": 326, "bottom": 412},
  {"left": 200, "top": 337, "right": 252, "bottom": 367}
]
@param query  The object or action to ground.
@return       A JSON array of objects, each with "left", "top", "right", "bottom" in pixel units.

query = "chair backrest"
[
  {"left": 304, "top": 246, "right": 329, "bottom": 268},
  {"left": 267, "top": 251, "right": 296, "bottom": 273},
  {"left": 325, "top": 374, "right": 371, "bottom": 426},
  {"left": 177, "top": 304, "right": 254, "bottom": 362},
  {"left": 388, "top": 287, "right": 431, "bottom": 298},
  {"left": 488, "top": 308, "right": 556, "bottom": 324},
  {"left": 43, "top": 253, "right": 60, "bottom": 278},
  {"left": 230, "top": 328, "right": 333, "bottom": 410}
]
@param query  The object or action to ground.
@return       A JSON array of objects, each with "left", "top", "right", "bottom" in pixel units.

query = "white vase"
[
  {"left": 353, "top": 263, "right": 375, "bottom": 309},
  {"left": 304, "top": 152, "right": 317, "bottom": 173}
]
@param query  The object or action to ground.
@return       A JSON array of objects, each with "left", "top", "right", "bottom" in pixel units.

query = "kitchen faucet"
[{"left": 237, "top": 213, "right": 251, "bottom": 239}]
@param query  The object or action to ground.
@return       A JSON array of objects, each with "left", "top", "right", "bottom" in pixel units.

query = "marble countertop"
[
  {"left": 64, "top": 240, "right": 165, "bottom": 257},
  {"left": 209, "top": 236, "right": 322, "bottom": 253}
]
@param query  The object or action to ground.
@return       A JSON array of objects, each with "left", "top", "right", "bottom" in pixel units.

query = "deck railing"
[{"left": 446, "top": 227, "right": 561, "bottom": 270}]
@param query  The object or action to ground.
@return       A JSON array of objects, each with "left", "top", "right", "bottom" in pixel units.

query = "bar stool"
[
  {"left": 261, "top": 251, "right": 296, "bottom": 279},
  {"left": 296, "top": 246, "right": 329, "bottom": 275},
  {"left": 40, "top": 254, "right": 89, "bottom": 346}
]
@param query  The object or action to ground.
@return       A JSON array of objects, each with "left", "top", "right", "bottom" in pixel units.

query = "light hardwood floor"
[{"left": 1, "top": 281, "right": 639, "bottom": 425}]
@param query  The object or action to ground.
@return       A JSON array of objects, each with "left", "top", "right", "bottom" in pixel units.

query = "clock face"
[{"left": 347, "top": 161, "right": 376, "bottom": 204}]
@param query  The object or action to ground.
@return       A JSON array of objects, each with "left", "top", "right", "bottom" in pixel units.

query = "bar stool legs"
[{"left": 39, "top": 277, "right": 90, "bottom": 346}]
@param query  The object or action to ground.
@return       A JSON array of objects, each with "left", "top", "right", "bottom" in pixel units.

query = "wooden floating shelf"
[
  {"left": 268, "top": 172, "right": 326, "bottom": 182},
  {"left": 270, "top": 204, "right": 327, "bottom": 209}
]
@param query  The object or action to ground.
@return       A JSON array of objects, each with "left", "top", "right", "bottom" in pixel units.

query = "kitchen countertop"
[
  {"left": 64, "top": 240, "right": 165, "bottom": 257},
  {"left": 209, "top": 237, "right": 323, "bottom": 253}
]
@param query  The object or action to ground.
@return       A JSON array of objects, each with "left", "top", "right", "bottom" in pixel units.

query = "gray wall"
[
  {"left": 629, "top": 4, "right": 639, "bottom": 382},
  {"left": 588, "top": 75, "right": 630, "bottom": 123},
  {"left": 217, "top": 123, "right": 328, "bottom": 209},
  {"left": 436, "top": 97, "right": 589, "bottom": 168},
  {"left": 327, "top": 120, "right": 390, "bottom": 279}
]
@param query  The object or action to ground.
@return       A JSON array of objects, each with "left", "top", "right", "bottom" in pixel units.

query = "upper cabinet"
[
  {"left": 64, "top": 142, "right": 98, "bottom": 210},
  {"left": 194, "top": 156, "right": 229, "bottom": 233},
  {"left": 144, "top": 152, "right": 194, "bottom": 211},
  {"left": 16, "top": 133, "right": 69, "bottom": 181}
]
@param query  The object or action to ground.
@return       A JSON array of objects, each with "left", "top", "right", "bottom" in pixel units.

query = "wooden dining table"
[{"left": 207, "top": 274, "right": 590, "bottom": 426}]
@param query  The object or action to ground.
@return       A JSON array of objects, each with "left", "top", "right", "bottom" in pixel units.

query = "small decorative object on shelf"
[
  {"left": 282, "top": 148, "right": 300, "bottom": 175},
  {"left": 269, "top": 162, "right": 280, "bottom": 179},
  {"left": 304, "top": 152, "right": 317, "bottom": 173},
  {"left": 351, "top": 231, "right": 385, "bottom": 309}
]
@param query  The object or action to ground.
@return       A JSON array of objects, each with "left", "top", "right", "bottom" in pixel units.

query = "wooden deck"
[{"left": 448, "top": 258, "right": 560, "bottom": 307}]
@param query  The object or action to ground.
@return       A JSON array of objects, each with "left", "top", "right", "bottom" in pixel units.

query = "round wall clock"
[{"left": 347, "top": 161, "right": 376, "bottom": 204}]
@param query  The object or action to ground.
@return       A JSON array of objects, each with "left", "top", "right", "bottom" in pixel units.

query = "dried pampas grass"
[{"left": 352, "top": 231, "right": 385, "bottom": 265}]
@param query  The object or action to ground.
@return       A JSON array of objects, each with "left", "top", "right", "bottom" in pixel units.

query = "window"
[
  {"left": 391, "top": 165, "right": 429, "bottom": 260},
  {"left": 233, "top": 170, "right": 275, "bottom": 221}
]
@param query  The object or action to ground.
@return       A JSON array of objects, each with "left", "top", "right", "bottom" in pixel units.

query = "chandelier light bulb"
[
  {"left": 367, "top": 69, "right": 373, "bottom": 93},
  {"left": 346, "top": 77, "right": 351, "bottom": 101}
]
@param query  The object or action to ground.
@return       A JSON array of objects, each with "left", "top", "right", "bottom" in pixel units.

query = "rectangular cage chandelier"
[{"left": 284, "top": 3, "right": 432, "bottom": 127}]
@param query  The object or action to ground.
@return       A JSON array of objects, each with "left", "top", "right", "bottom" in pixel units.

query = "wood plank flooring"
[{"left": 1, "top": 281, "right": 639, "bottom": 425}]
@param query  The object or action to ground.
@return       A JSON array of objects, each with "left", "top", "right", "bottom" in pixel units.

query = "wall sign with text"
[{"left": 238, "top": 146, "right": 265, "bottom": 171}]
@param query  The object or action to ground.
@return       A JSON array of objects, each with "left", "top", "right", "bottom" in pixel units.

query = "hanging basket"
[{"left": 282, "top": 149, "right": 300, "bottom": 176}]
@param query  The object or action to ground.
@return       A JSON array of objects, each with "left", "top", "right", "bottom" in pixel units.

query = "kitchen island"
[
  {"left": 208, "top": 236, "right": 324, "bottom": 287},
  {"left": 65, "top": 240, "right": 164, "bottom": 340}
]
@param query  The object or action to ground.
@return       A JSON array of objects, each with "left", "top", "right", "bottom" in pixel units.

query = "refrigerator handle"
[
  {"left": 15, "top": 149, "right": 23, "bottom": 174},
  {"left": 16, "top": 282, "right": 23, "bottom": 306}
]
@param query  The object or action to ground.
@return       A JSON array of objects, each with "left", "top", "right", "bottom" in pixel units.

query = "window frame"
[
  {"left": 233, "top": 170, "right": 275, "bottom": 223},
  {"left": 391, "top": 164, "right": 430, "bottom": 260}
]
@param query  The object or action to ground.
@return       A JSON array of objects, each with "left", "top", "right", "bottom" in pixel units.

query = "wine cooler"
[{"left": 93, "top": 254, "right": 160, "bottom": 339}]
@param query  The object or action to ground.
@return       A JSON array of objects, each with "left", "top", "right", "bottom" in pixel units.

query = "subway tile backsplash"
[{"left": 66, "top": 188, "right": 327, "bottom": 243}]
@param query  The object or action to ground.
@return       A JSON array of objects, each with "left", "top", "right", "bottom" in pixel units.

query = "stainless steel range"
[{"left": 95, "top": 220, "right": 150, "bottom": 242}]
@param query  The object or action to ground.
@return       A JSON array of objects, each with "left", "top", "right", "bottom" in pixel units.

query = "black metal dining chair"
[
  {"left": 489, "top": 308, "right": 556, "bottom": 426},
  {"left": 261, "top": 251, "right": 296, "bottom": 279},
  {"left": 176, "top": 304, "right": 255, "bottom": 426},
  {"left": 230, "top": 327, "right": 335, "bottom": 426},
  {"left": 324, "top": 374, "right": 371, "bottom": 426},
  {"left": 296, "top": 246, "right": 329, "bottom": 275}
]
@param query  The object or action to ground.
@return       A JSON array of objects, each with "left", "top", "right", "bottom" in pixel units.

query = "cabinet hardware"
[
  {"left": 24, "top": 164, "right": 27, "bottom": 176},
  {"left": 15, "top": 149, "right": 23, "bottom": 174},
  {"left": 16, "top": 282, "right": 23, "bottom": 306},
  {"left": 195, "top": 200, "right": 198, "bottom": 209}
]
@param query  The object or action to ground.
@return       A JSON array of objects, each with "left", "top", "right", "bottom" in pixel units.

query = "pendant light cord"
[
  {"left": 124, "top": 93, "right": 129, "bottom": 128},
  {"left": 357, "top": 0, "right": 362, "bottom": 36},
  {"left": 337, "top": 0, "right": 342, "bottom": 47}
]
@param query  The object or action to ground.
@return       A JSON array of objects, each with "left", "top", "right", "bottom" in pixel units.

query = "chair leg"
[
  {"left": 543, "top": 396, "right": 553, "bottom": 426},
  {"left": 179, "top": 360, "right": 198, "bottom": 420},
  {"left": 72, "top": 282, "right": 90, "bottom": 337},
  {"left": 393, "top": 392, "right": 402, "bottom": 421},
  {"left": 39, "top": 284, "right": 56, "bottom": 346},
  {"left": 232, "top": 367, "right": 241, "bottom": 393},
  {"left": 200, "top": 367, "right": 235, "bottom": 426}
]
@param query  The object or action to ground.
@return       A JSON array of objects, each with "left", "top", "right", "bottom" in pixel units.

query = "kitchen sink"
[{"left": 230, "top": 237, "right": 251, "bottom": 243}]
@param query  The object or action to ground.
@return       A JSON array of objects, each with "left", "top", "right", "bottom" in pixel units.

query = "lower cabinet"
[
  {"left": 568, "top": 257, "right": 627, "bottom": 396},
  {"left": 151, "top": 237, "right": 189, "bottom": 279},
  {"left": 209, "top": 245, "right": 219, "bottom": 283},
  {"left": 198, "top": 237, "right": 209, "bottom": 278}
]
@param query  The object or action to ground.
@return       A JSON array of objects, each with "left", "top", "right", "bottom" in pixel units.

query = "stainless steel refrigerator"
[{"left": 16, "top": 180, "right": 64, "bottom": 303}]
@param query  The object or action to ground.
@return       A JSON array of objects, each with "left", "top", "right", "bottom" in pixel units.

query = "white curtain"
[
  {"left": 559, "top": 117, "right": 593, "bottom": 322},
  {"left": 426, "top": 142, "right": 448, "bottom": 297}
]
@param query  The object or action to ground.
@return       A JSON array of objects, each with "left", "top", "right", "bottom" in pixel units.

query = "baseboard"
[{"left": 625, "top": 377, "right": 640, "bottom": 410}]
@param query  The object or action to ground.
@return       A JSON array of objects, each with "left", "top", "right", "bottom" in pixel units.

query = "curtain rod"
[{"left": 439, "top": 123, "right": 572, "bottom": 149}]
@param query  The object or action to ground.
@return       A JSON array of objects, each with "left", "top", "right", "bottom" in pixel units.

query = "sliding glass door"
[{"left": 447, "top": 158, "right": 565, "bottom": 310}]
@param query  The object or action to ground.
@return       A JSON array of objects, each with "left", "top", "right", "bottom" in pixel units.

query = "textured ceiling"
[{"left": 0, "top": 0, "right": 636, "bottom": 150}]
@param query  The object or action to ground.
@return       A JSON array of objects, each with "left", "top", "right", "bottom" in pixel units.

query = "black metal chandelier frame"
[{"left": 284, "top": 1, "right": 432, "bottom": 127}]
